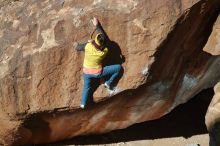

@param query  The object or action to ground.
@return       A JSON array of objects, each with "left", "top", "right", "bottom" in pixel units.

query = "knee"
[{"left": 115, "top": 64, "right": 122, "bottom": 72}]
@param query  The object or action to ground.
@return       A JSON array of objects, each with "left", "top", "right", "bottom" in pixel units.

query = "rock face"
[
  {"left": 203, "top": 15, "right": 220, "bottom": 56},
  {"left": 206, "top": 82, "right": 220, "bottom": 146},
  {"left": 0, "top": 0, "right": 219, "bottom": 145},
  {"left": 205, "top": 14, "right": 220, "bottom": 146}
]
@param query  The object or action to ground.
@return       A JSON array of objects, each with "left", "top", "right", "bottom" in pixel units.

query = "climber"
[{"left": 73, "top": 17, "right": 122, "bottom": 109}]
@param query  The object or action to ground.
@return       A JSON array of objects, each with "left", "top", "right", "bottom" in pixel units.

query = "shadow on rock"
[{"left": 36, "top": 88, "right": 213, "bottom": 146}]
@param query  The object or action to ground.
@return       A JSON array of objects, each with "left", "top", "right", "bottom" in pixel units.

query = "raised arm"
[
  {"left": 92, "top": 17, "right": 109, "bottom": 41},
  {"left": 73, "top": 17, "right": 108, "bottom": 51}
]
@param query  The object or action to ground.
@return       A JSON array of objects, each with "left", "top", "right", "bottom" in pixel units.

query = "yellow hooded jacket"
[{"left": 83, "top": 42, "right": 108, "bottom": 70}]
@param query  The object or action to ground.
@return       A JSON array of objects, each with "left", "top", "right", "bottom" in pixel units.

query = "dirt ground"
[{"left": 35, "top": 89, "right": 213, "bottom": 146}]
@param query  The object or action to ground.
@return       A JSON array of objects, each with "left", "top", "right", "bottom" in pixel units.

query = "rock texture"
[
  {"left": 203, "top": 15, "right": 220, "bottom": 56},
  {"left": 206, "top": 82, "right": 220, "bottom": 146},
  {"left": 0, "top": 0, "right": 219, "bottom": 145},
  {"left": 204, "top": 14, "right": 220, "bottom": 146}
]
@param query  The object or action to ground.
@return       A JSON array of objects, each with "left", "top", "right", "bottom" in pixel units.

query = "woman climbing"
[{"left": 73, "top": 17, "right": 122, "bottom": 109}]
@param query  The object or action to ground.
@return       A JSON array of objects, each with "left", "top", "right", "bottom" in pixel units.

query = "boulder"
[
  {"left": 204, "top": 14, "right": 220, "bottom": 146},
  {"left": 0, "top": 0, "right": 219, "bottom": 145},
  {"left": 203, "top": 15, "right": 220, "bottom": 56},
  {"left": 206, "top": 82, "right": 220, "bottom": 146}
]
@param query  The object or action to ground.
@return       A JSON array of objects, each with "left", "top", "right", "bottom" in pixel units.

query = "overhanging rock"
[{"left": 0, "top": 0, "right": 219, "bottom": 145}]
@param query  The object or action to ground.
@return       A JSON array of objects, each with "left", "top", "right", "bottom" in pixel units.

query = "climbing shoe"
[{"left": 80, "top": 104, "right": 85, "bottom": 109}]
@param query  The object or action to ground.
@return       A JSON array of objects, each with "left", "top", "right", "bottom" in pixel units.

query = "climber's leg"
[
  {"left": 81, "top": 74, "right": 93, "bottom": 108},
  {"left": 101, "top": 64, "right": 122, "bottom": 89}
]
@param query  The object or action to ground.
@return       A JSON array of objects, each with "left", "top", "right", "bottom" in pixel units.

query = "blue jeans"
[{"left": 81, "top": 64, "right": 122, "bottom": 106}]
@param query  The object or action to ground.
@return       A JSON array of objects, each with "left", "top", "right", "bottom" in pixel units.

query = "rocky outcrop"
[
  {"left": 203, "top": 15, "right": 220, "bottom": 56},
  {"left": 206, "top": 82, "right": 220, "bottom": 146},
  {"left": 0, "top": 0, "right": 219, "bottom": 145},
  {"left": 205, "top": 14, "right": 220, "bottom": 146}
]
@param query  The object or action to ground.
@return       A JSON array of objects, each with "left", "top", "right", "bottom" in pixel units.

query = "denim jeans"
[{"left": 81, "top": 64, "right": 122, "bottom": 106}]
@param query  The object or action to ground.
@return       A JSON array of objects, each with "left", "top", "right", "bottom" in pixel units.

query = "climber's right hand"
[{"left": 92, "top": 17, "right": 99, "bottom": 26}]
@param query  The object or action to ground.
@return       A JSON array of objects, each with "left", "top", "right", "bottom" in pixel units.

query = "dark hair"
[{"left": 97, "top": 34, "right": 106, "bottom": 46}]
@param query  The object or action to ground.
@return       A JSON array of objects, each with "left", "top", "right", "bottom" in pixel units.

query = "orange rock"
[{"left": 0, "top": 0, "right": 219, "bottom": 145}]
